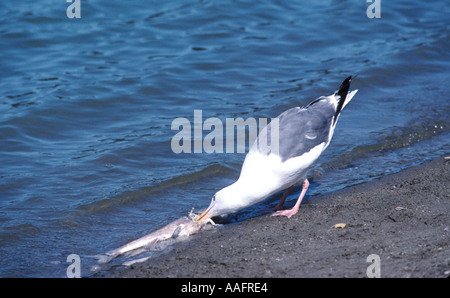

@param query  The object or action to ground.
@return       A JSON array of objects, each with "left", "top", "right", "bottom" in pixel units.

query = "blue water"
[{"left": 0, "top": 0, "right": 448, "bottom": 277}]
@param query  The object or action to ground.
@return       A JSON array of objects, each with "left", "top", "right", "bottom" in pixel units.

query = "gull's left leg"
[
  {"left": 272, "top": 178, "right": 309, "bottom": 218},
  {"left": 273, "top": 185, "right": 293, "bottom": 211}
]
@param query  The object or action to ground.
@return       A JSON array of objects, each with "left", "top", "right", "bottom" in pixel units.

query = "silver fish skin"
[{"left": 103, "top": 217, "right": 204, "bottom": 261}]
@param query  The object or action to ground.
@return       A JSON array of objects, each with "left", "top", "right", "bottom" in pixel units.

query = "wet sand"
[{"left": 106, "top": 156, "right": 449, "bottom": 278}]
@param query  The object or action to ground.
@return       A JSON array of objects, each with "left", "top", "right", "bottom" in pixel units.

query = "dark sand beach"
[{"left": 106, "top": 156, "right": 449, "bottom": 278}]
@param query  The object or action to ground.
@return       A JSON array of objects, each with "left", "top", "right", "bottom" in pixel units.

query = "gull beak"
[{"left": 195, "top": 206, "right": 212, "bottom": 224}]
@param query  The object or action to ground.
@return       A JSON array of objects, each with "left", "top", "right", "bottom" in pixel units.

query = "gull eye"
[{"left": 212, "top": 195, "right": 216, "bottom": 202}]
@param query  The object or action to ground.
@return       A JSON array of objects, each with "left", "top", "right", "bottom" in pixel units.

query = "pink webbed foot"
[
  {"left": 271, "top": 178, "right": 309, "bottom": 219},
  {"left": 272, "top": 207, "right": 299, "bottom": 218}
]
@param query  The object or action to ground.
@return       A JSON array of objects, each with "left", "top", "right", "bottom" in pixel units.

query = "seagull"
[{"left": 197, "top": 76, "right": 358, "bottom": 222}]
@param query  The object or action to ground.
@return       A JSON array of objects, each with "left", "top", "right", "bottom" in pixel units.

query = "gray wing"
[{"left": 254, "top": 98, "right": 336, "bottom": 162}]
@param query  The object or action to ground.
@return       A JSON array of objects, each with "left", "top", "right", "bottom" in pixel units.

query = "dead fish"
[{"left": 98, "top": 209, "right": 214, "bottom": 264}]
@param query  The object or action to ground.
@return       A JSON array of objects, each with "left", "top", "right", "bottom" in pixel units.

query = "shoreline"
[{"left": 105, "top": 156, "right": 449, "bottom": 278}]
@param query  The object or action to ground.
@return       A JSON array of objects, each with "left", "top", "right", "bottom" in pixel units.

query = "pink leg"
[
  {"left": 272, "top": 179, "right": 309, "bottom": 218},
  {"left": 273, "top": 186, "right": 293, "bottom": 211}
]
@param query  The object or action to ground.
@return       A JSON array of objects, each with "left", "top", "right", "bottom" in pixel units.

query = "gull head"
[{"left": 196, "top": 184, "right": 248, "bottom": 224}]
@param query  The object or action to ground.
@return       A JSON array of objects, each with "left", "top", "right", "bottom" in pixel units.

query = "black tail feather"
[{"left": 333, "top": 76, "right": 352, "bottom": 125}]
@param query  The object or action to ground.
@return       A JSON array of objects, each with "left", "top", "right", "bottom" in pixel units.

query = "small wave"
[
  {"left": 75, "top": 163, "right": 233, "bottom": 215},
  {"left": 323, "top": 116, "right": 448, "bottom": 171}
]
